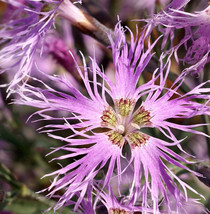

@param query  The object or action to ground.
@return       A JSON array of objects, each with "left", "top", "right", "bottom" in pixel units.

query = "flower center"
[
  {"left": 101, "top": 106, "right": 117, "bottom": 128},
  {"left": 107, "top": 131, "right": 124, "bottom": 148},
  {"left": 132, "top": 106, "right": 151, "bottom": 128},
  {"left": 127, "top": 132, "right": 149, "bottom": 149},
  {"left": 109, "top": 208, "right": 131, "bottom": 214},
  {"left": 115, "top": 98, "right": 135, "bottom": 117},
  {"left": 101, "top": 98, "right": 152, "bottom": 149}
]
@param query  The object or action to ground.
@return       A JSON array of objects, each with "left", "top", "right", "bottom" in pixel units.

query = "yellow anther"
[
  {"left": 132, "top": 106, "right": 151, "bottom": 127},
  {"left": 107, "top": 131, "right": 124, "bottom": 148},
  {"left": 101, "top": 107, "right": 117, "bottom": 128},
  {"left": 116, "top": 98, "right": 135, "bottom": 117},
  {"left": 109, "top": 208, "right": 130, "bottom": 214},
  {"left": 127, "top": 132, "right": 149, "bottom": 148}
]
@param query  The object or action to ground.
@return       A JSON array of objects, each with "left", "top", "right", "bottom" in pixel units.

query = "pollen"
[
  {"left": 101, "top": 107, "right": 117, "bottom": 128},
  {"left": 127, "top": 132, "right": 149, "bottom": 148},
  {"left": 132, "top": 106, "right": 151, "bottom": 127},
  {"left": 107, "top": 131, "right": 124, "bottom": 148},
  {"left": 116, "top": 98, "right": 135, "bottom": 117},
  {"left": 109, "top": 208, "right": 130, "bottom": 214}
]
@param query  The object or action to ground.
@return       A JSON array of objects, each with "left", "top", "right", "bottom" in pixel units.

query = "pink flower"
[
  {"left": 144, "top": 1, "right": 210, "bottom": 74},
  {"left": 16, "top": 22, "right": 209, "bottom": 212}
]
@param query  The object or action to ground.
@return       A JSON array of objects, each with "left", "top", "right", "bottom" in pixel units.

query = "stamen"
[
  {"left": 107, "top": 131, "right": 124, "bottom": 148},
  {"left": 127, "top": 132, "right": 149, "bottom": 148},
  {"left": 109, "top": 208, "right": 130, "bottom": 214},
  {"left": 132, "top": 106, "right": 151, "bottom": 127},
  {"left": 115, "top": 98, "right": 135, "bottom": 117},
  {"left": 101, "top": 107, "right": 117, "bottom": 128}
]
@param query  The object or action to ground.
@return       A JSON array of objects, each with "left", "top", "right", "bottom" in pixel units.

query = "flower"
[
  {"left": 144, "top": 1, "right": 210, "bottom": 74},
  {"left": 38, "top": 30, "right": 80, "bottom": 76},
  {"left": 119, "top": 0, "right": 171, "bottom": 19},
  {"left": 97, "top": 186, "right": 150, "bottom": 214},
  {"left": 16, "top": 22, "right": 209, "bottom": 212},
  {"left": 58, "top": 0, "right": 94, "bottom": 31},
  {"left": 98, "top": 0, "right": 171, "bottom": 21},
  {"left": 0, "top": 0, "right": 60, "bottom": 92},
  {"left": 0, "top": 0, "right": 88, "bottom": 93}
]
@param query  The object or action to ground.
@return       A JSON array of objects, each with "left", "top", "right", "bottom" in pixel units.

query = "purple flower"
[
  {"left": 98, "top": 187, "right": 151, "bottom": 214},
  {"left": 38, "top": 30, "right": 80, "bottom": 76},
  {"left": 98, "top": 0, "right": 171, "bottom": 21},
  {"left": 16, "top": 22, "right": 209, "bottom": 212},
  {"left": 144, "top": 2, "right": 210, "bottom": 74},
  {"left": 0, "top": 0, "right": 87, "bottom": 93},
  {"left": 119, "top": 0, "right": 171, "bottom": 19},
  {"left": 0, "top": 0, "right": 60, "bottom": 92}
]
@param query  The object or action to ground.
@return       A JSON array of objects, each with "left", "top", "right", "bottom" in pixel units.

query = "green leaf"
[{"left": 3, "top": 194, "right": 76, "bottom": 214}]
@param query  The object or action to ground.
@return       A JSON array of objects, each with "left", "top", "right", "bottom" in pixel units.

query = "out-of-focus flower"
[
  {"left": 0, "top": 0, "right": 90, "bottom": 93},
  {"left": 35, "top": 30, "right": 80, "bottom": 78},
  {"left": 162, "top": 193, "right": 207, "bottom": 214},
  {"left": 58, "top": 0, "right": 95, "bottom": 32},
  {"left": 189, "top": 135, "right": 209, "bottom": 162},
  {"left": 120, "top": 0, "right": 171, "bottom": 18},
  {"left": 0, "top": 0, "right": 24, "bottom": 22},
  {"left": 0, "top": 0, "right": 60, "bottom": 92},
  {"left": 98, "top": 0, "right": 171, "bottom": 22},
  {"left": 49, "top": 184, "right": 95, "bottom": 214},
  {"left": 15, "top": 22, "right": 209, "bottom": 212},
  {"left": 98, "top": 187, "right": 151, "bottom": 214},
  {"left": 144, "top": 1, "right": 210, "bottom": 74},
  {"left": 69, "top": 183, "right": 153, "bottom": 214}
]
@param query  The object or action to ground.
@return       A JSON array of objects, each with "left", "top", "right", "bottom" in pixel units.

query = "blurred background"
[{"left": 0, "top": 0, "right": 209, "bottom": 213}]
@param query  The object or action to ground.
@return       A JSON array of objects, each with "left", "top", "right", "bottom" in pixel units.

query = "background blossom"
[{"left": 143, "top": 1, "right": 210, "bottom": 74}]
